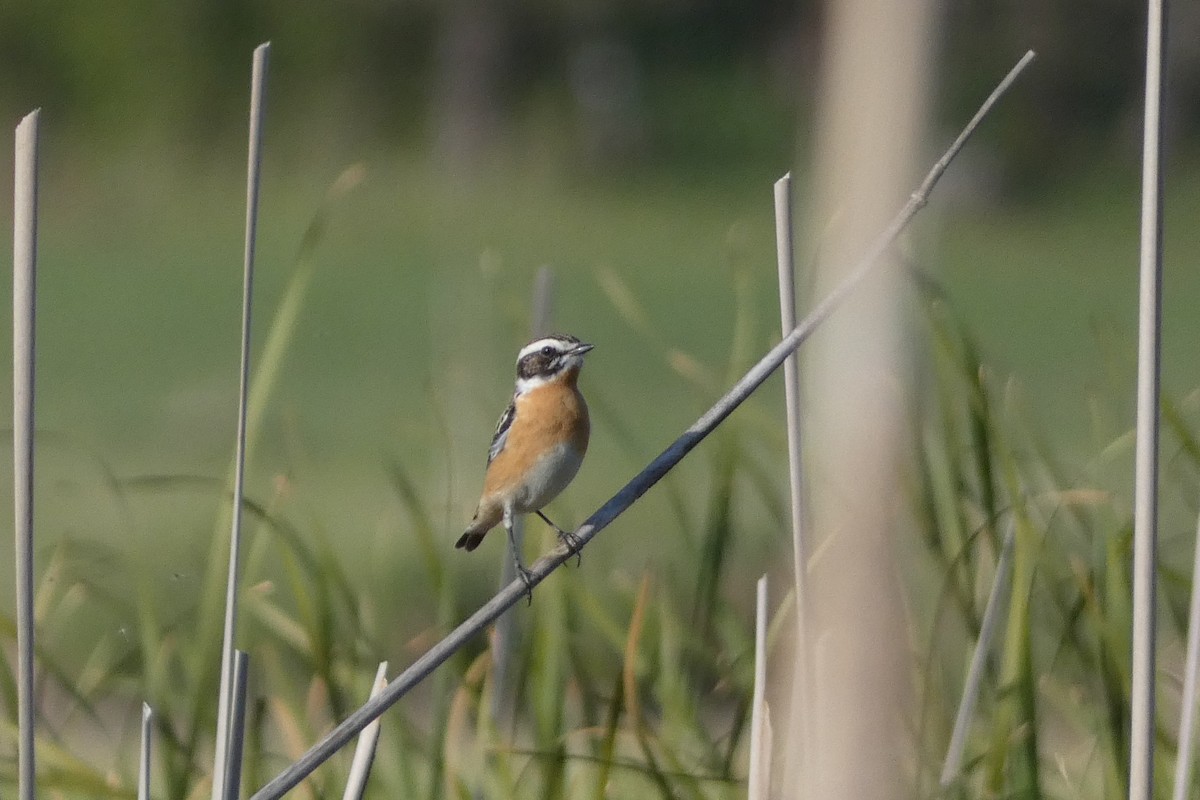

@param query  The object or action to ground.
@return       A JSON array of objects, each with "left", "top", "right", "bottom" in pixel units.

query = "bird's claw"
[
  {"left": 537, "top": 510, "right": 583, "bottom": 567},
  {"left": 556, "top": 529, "right": 583, "bottom": 567},
  {"left": 516, "top": 564, "right": 536, "bottom": 605}
]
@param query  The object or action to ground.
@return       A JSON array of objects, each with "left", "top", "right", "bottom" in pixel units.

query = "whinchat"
[{"left": 456, "top": 334, "right": 594, "bottom": 596}]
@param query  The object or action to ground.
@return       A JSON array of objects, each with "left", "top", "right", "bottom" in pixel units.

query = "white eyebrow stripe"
[{"left": 517, "top": 337, "right": 570, "bottom": 361}]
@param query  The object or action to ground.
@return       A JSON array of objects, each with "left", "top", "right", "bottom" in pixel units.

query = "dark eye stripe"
[
  {"left": 517, "top": 351, "right": 557, "bottom": 380},
  {"left": 515, "top": 334, "right": 584, "bottom": 380}
]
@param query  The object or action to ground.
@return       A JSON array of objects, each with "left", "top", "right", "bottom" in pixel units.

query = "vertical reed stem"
[
  {"left": 139, "top": 703, "right": 154, "bottom": 800},
  {"left": 773, "top": 172, "right": 811, "bottom": 783},
  {"left": 342, "top": 662, "right": 390, "bottom": 800},
  {"left": 13, "top": 107, "right": 40, "bottom": 800},
  {"left": 748, "top": 575, "right": 771, "bottom": 800},
  {"left": 213, "top": 42, "right": 270, "bottom": 800},
  {"left": 1172, "top": 510, "right": 1200, "bottom": 800},
  {"left": 490, "top": 266, "right": 555, "bottom": 732},
  {"left": 530, "top": 266, "right": 555, "bottom": 337},
  {"left": 1130, "top": 0, "right": 1167, "bottom": 796},
  {"left": 223, "top": 651, "right": 251, "bottom": 800}
]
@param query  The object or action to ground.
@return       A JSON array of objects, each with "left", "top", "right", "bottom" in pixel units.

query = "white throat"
[{"left": 515, "top": 373, "right": 553, "bottom": 395}]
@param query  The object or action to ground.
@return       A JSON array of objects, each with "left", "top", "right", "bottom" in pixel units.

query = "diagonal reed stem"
[
  {"left": 940, "top": 523, "right": 1015, "bottom": 787},
  {"left": 248, "top": 49, "right": 1036, "bottom": 800}
]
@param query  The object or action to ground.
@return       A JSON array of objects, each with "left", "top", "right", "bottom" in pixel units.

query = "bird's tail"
[
  {"left": 455, "top": 506, "right": 500, "bottom": 552},
  {"left": 455, "top": 528, "right": 486, "bottom": 552}
]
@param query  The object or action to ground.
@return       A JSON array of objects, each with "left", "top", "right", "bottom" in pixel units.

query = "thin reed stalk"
[
  {"left": 223, "top": 651, "right": 251, "bottom": 800},
  {"left": 1172, "top": 509, "right": 1200, "bottom": 800},
  {"left": 341, "top": 662, "right": 389, "bottom": 800},
  {"left": 940, "top": 523, "right": 1014, "bottom": 787},
  {"left": 13, "top": 107, "right": 40, "bottom": 800},
  {"left": 773, "top": 172, "right": 811, "bottom": 782},
  {"left": 139, "top": 703, "right": 153, "bottom": 800},
  {"left": 213, "top": 42, "right": 270, "bottom": 800},
  {"left": 246, "top": 50, "right": 1034, "bottom": 800},
  {"left": 530, "top": 265, "right": 555, "bottom": 336},
  {"left": 748, "top": 576, "right": 771, "bottom": 800},
  {"left": 490, "top": 266, "right": 556, "bottom": 733},
  {"left": 1130, "top": 0, "right": 1167, "bottom": 796}
]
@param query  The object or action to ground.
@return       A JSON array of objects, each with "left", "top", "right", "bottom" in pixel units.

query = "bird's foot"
[
  {"left": 537, "top": 510, "right": 583, "bottom": 567},
  {"left": 516, "top": 563, "right": 536, "bottom": 605},
  {"left": 556, "top": 529, "right": 584, "bottom": 567}
]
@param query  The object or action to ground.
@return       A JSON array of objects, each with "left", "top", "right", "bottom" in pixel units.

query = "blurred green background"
[
  {"left": 2, "top": 0, "right": 1200, "bottom": 666},
  {"left": 4, "top": 1, "right": 1200, "bottom": 796},
  {"left": 0, "top": 0, "right": 1199, "bottom": 692},
  {"left": 2, "top": 0, "right": 1198, "bottom": 564}
]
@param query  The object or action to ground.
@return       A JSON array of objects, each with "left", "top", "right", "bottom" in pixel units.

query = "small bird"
[{"left": 456, "top": 333, "right": 594, "bottom": 595}]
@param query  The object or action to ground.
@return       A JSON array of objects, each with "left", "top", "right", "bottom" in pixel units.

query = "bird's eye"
[{"left": 541, "top": 346, "right": 556, "bottom": 357}]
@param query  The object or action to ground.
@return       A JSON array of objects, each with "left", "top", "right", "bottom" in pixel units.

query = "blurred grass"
[
  {"left": 0, "top": 123, "right": 808, "bottom": 645},
  {"left": 937, "top": 150, "right": 1200, "bottom": 454},
  {"left": 0, "top": 125, "right": 789, "bottom": 796}
]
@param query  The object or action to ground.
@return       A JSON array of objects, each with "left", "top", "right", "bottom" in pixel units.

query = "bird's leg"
[
  {"left": 537, "top": 510, "right": 583, "bottom": 567},
  {"left": 504, "top": 506, "right": 535, "bottom": 604}
]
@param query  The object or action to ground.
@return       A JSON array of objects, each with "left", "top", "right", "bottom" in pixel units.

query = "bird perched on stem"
[{"left": 456, "top": 334, "right": 594, "bottom": 599}]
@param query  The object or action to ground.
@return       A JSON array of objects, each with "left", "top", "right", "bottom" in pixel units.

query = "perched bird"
[{"left": 456, "top": 334, "right": 594, "bottom": 594}]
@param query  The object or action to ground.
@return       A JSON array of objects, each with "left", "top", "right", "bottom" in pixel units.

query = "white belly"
[{"left": 513, "top": 442, "right": 584, "bottom": 512}]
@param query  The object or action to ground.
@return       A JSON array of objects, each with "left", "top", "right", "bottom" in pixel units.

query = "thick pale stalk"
[{"left": 799, "top": 0, "right": 936, "bottom": 794}]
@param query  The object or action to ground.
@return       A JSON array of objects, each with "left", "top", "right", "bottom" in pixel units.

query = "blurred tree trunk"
[
  {"left": 567, "top": 34, "right": 647, "bottom": 165},
  {"left": 431, "top": 0, "right": 510, "bottom": 172}
]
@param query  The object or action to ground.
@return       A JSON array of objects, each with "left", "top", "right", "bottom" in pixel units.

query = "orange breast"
[{"left": 482, "top": 373, "right": 589, "bottom": 499}]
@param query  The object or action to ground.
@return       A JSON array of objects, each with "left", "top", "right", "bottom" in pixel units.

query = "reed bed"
[{"left": 1, "top": 16, "right": 1194, "bottom": 800}]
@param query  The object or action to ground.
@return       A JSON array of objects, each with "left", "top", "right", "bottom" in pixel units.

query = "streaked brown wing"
[{"left": 487, "top": 398, "right": 516, "bottom": 465}]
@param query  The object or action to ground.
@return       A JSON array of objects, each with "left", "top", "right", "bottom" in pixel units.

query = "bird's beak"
[{"left": 571, "top": 342, "right": 595, "bottom": 356}]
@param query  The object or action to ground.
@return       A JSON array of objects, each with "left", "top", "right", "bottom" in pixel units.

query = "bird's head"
[{"left": 515, "top": 334, "right": 594, "bottom": 392}]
